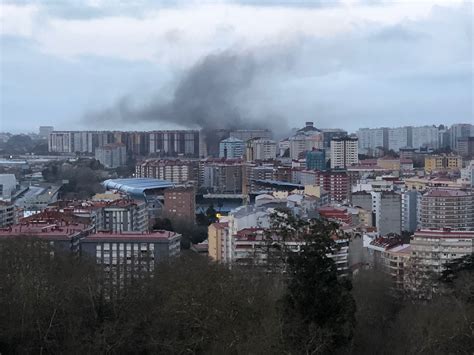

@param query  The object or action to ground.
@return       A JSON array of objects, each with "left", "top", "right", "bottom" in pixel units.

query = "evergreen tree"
[{"left": 275, "top": 216, "right": 356, "bottom": 354}]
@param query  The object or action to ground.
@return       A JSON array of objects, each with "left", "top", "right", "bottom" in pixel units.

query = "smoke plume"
[{"left": 84, "top": 49, "right": 287, "bottom": 134}]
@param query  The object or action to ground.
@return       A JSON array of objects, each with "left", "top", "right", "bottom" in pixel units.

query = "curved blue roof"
[{"left": 102, "top": 178, "right": 174, "bottom": 198}]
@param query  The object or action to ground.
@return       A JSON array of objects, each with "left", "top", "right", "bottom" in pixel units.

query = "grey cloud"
[
  {"left": 82, "top": 3, "right": 472, "bottom": 133},
  {"left": 5, "top": 0, "right": 344, "bottom": 20}
]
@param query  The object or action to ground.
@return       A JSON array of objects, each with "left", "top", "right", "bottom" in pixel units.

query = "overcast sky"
[{"left": 0, "top": 0, "right": 472, "bottom": 134}]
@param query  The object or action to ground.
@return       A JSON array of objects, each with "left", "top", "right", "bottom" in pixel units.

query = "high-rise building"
[
  {"left": 411, "top": 125, "right": 439, "bottom": 150},
  {"left": 163, "top": 187, "right": 196, "bottom": 224},
  {"left": 401, "top": 189, "right": 420, "bottom": 233},
  {"left": 457, "top": 137, "right": 474, "bottom": 157},
  {"left": 419, "top": 189, "right": 474, "bottom": 230},
  {"left": 320, "top": 128, "right": 347, "bottom": 149},
  {"left": 246, "top": 139, "right": 277, "bottom": 161},
  {"left": 449, "top": 123, "right": 473, "bottom": 151},
  {"left": 288, "top": 122, "right": 325, "bottom": 160},
  {"left": 316, "top": 170, "right": 351, "bottom": 203},
  {"left": 373, "top": 191, "right": 401, "bottom": 236},
  {"left": 48, "top": 131, "right": 73, "bottom": 153},
  {"left": 202, "top": 161, "right": 243, "bottom": 194},
  {"left": 356, "top": 127, "right": 388, "bottom": 155},
  {"left": 219, "top": 137, "right": 245, "bottom": 159},
  {"left": 149, "top": 130, "right": 200, "bottom": 157},
  {"left": 388, "top": 126, "right": 412, "bottom": 151},
  {"left": 330, "top": 136, "right": 358, "bottom": 169},
  {"left": 95, "top": 143, "right": 127, "bottom": 168}
]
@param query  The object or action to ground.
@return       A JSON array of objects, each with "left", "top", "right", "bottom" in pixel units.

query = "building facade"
[
  {"left": 135, "top": 159, "right": 199, "bottom": 184},
  {"left": 163, "top": 187, "right": 196, "bottom": 224},
  {"left": 246, "top": 139, "right": 277, "bottom": 161},
  {"left": 410, "top": 229, "right": 474, "bottom": 275},
  {"left": 219, "top": 137, "right": 245, "bottom": 159},
  {"left": 306, "top": 149, "right": 326, "bottom": 170},
  {"left": 419, "top": 189, "right": 474, "bottom": 230},
  {"left": 330, "top": 136, "right": 358, "bottom": 169},
  {"left": 100, "top": 199, "right": 149, "bottom": 233},
  {"left": 95, "top": 143, "right": 127, "bottom": 168}
]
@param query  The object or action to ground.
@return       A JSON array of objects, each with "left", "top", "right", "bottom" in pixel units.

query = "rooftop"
[
  {"left": 424, "top": 189, "right": 470, "bottom": 197},
  {"left": 82, "top": 230, "right": 180, "bottom": 242},
  {"left": 0, "top": 221, "right": 90, "bottom": 240},
  {"left": 102, "top": 178, "right": 175, "bottom": 198},
  {"left": 414, "top": 229, "right": 474, "bottom": 238}
]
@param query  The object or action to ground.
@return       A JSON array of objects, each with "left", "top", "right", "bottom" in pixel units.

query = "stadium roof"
[{"left": 102, "top": 178, "right": 174, "bottom": 199}]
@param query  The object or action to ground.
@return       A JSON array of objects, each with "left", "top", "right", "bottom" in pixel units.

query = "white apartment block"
[
  {"left": 95, "top": 143, "right": 127, "bottom": 168},
  {"left": 330, "top": 136, "right": 358, "bottom": 169},
  {"left": 357, "top": 128, "right": 388, "bottom": 154},
  {"left": 410, "top": 229, "right": 474, "bottom": 274},
  {"left": 289, "top": 133, "right": 324, "bottom": 160},
  {"left": 449, "top": 124, "right": 474, "bottom": 151},
  {"left": 246, "top": 139, "right": 277, "bottom": 161},
  {"left": 411, "top": 126, "right": 439, "bottom": 150},
  {"left": 388, "top": 126, "right": 411, "bottom": 151},
  {"left": 48, "top": 131, "right": 73, "bottom": 153},
  {"left": 219, "top": 137, "right": 245, "bottom": 159}
]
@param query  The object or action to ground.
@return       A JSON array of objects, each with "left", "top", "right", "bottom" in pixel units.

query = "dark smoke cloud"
[{"left": 84, "top": 50, "right": 288, "bottom": 134}]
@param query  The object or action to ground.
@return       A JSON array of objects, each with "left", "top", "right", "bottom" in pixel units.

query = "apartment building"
[
  {"left": 80, "top": 230, "right": 181, "bottom": 287},
  {"left": 357, "top": 127, "right": 388, "bottom": 155},
  {"left": 219, "top": 137, "right": 245, "bottom": 159},
  {"left": 401, "top": 189, "right": 420, "bottom": 233},
  {"left": 163, "top": 187, "right": 196, "bottom": 224},
  {"left": 148, "top": 130, "right": 200, "bottom": 157},
  {"left": 202, "top": 161, "right": 243, "bottom": 194},
  {"left": 330, "top": 136, "right": 358, "bottom": 169},
  {"left": 410, "top": 229, "right": 474, "bottom": 274},
  {"left": 0, "top": 201, "right": 16, "bottom": 227},
  {"left": 208, "top": 222, "right": 230, "bottom": 262},
  {"left": 135, "top": 159, "right": 199, "bottom": 184},
  {"left": 306, "top": 149, "right": 326, "bottom": 170},
  {"left": 419, "top": 189, "right": 474, "bottom": 230},
  {"left": 411, "top": 126, "right": 439, "bottom": 150},
  {"left": 95, "top": 143, "right": 127, "bottom": 168},
  {"left": 100, "top": 199, "right": 149, "bottom": 233},
  {"left": 246, "top": 139, "right": 277, "bottom": 161},
  {"left": 424, "top": 154, "right": 462, "bottom": 173},
  {"left": 373, "top": 191, "right": 401, "bottom": 236},
  {"left": 449, "top": 123, "right": 473, "bottom": 151}
]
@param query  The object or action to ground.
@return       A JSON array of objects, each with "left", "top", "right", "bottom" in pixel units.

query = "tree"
[
  {"left": 152, "top": 217, "right": 174, "bottom": 231},
  {"left": 4, "top": 135, "right": 34, "bottom": 155},
  {"left": 196, "top": 205, "right": 218, "bottom": 226},
  {"left": 266, "top": 213, "right": 356, "bottom": 354}
]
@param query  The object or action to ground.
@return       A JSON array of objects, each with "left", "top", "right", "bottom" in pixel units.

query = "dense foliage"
[
  {"left": 42, "top": 158, "right": 106, "bottom": 199},
  {"left": 0, "top": 218, "right": 472, "bottom": 354}
]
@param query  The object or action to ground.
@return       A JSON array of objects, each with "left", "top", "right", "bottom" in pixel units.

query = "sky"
[{"left": 0, "top": 0, "right": 472, "bottom": 134}]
